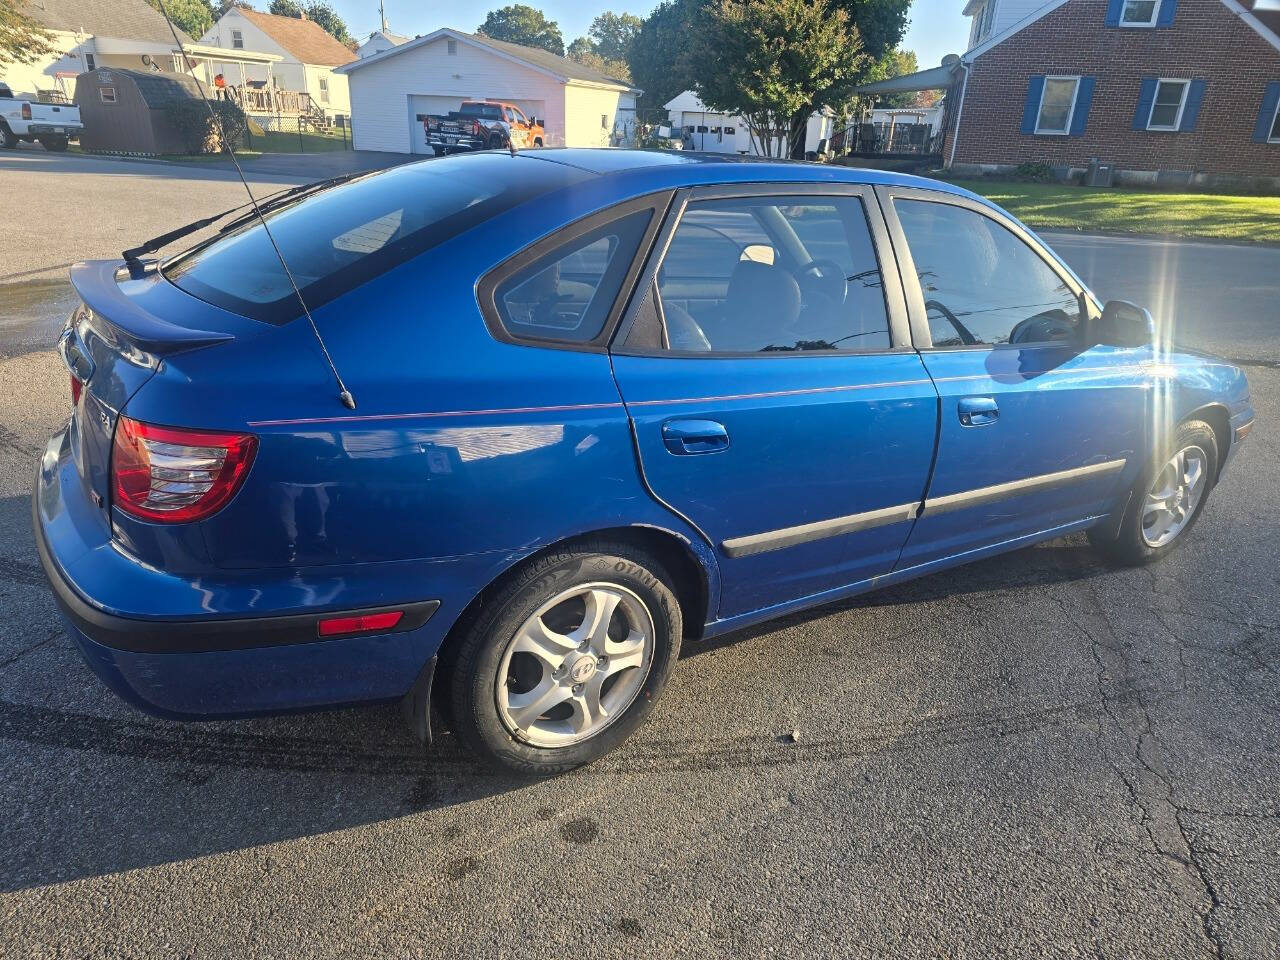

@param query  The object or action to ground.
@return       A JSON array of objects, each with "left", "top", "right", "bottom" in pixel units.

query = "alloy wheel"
[
  {"left": 496, "top": 583, "right": 654, "bottom": 748},
  {"left": 1141, "top": 444, "right": 1207, "bottom": 548}
]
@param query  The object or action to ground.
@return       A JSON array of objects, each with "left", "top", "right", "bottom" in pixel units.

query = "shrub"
[
  {"left": 1013, "top": 161, "right": 1055, "bottom": 183},
  {"left": 165, "top": 99, "right": 249, "bottom": 154}
]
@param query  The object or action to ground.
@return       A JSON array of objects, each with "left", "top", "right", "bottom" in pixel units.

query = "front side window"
[
  {"left": 894, "top": 198, "right": 1080, "bottom": 347},
  {"left": 1148, "top": 79, "right": 1188, "bottom": 129},
  {"left": 1036, "top": 77, "right": 1080, "bottom": 134},
  {"left": 648, "top": 195, "right": 891, "bottom": 353},
  {"left": 232, "top": 29, "right": 243, "bottom": 49},
  {"left": 1120, "top": 0, "right": 1160, "bottom": 24},
  {"left": 495, "top": 211, "right": 651, "bottom": 344}
]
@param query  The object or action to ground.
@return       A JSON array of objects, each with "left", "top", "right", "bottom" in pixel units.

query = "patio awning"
[
  {"left": 179, "top": 44, "right": 283, "bottom": 64},
  {"left": 854, "top": 63, "right": 959, "bottom": 95}
]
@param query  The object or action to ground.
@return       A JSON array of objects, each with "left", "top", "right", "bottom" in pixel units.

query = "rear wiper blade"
[
  {"left": 121, "top": 171, "right": 363, "bottom": 271},
  {"left": 215, "top": 171, "right": 364, "bottom": 236}
]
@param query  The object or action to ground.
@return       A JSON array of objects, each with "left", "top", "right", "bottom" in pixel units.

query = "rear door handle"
[
  {"left": 662, "top": 419, "right": 729, "bottom": 455},
  {"left": 957, "top": 396, "right": 999, "bottom": 426}
]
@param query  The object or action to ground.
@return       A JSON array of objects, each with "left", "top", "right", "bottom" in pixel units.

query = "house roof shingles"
[
  {"left": 465, "top": 31, "right": 632, "bottom": 88},
  {"left": 237, "top": 8, "right": 357, "bottom": 67},
  {"left": 23, "top": 0, "right": 193, "bottom": 44}
]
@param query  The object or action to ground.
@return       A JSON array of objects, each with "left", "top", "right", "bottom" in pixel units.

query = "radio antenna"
[{"left": 155, "top": 0, "right": 356, "bottom": 410}]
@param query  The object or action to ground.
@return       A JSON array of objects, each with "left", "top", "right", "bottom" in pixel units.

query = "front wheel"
[
  {"left": 38, "top": 135, "right": 68, "bottom": 152},
  {"left": 445, "top": 543, "right": 682, "bottom": 775},
  {"left": 0, "top": 124, "right": 17, "bottom": 149},
  {"left": 1089, "top": 419, "right": 1218, "bottom": 565}
]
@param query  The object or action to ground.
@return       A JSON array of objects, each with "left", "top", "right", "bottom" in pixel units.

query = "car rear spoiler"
[{"left": 70, "top": 260, "right": 235, "bottom": 356}]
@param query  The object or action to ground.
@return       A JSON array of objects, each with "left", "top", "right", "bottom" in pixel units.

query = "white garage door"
[
  {"left": 407, "top": 95, "right": 550, "bottom": 153},
  {"left": 407, "top": 95, "right": 464, "bottom": 154}
]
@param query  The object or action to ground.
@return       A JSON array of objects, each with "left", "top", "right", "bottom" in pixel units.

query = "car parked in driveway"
[
  {"left": 35, "top": 150, "right": 1255, "bottom": 775},
  {"left": 0, "top": 82, "right": 81, "bottom": 151}
]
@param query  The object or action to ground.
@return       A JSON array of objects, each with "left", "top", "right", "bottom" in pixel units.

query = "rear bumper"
[
  {"left": 427, "top": 134, "right": 484, "bottom": 151},
  {"left": 25, "top": 123, "right": 81, "bottom": 135},
  {"left": 33, "top": 424, "right": 457, "bottom": 719}
]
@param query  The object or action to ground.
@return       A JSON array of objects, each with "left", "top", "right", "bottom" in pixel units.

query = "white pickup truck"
[{"left": 0, "top": 82, "right": 83, "bottom": 151}]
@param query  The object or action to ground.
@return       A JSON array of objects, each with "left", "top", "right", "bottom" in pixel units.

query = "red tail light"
[
  {"left": 69, "top": 373, "right": 82, "bottom": 407},
  {"left": 111, "top": 416, "right": 257, "bottom": 523},
  {"left": 473, "top": 120, "right": 483, "bottom": 137},
  {"left": 21, "top": 103, "right": 31, "bottom": 120}
]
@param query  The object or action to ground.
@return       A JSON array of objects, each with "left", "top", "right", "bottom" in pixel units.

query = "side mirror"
[{"left": 1096, "top": 299, "right": 1154, "bottom": 347}]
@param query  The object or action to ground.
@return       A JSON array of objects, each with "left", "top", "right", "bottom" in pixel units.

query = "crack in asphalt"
[{"left": 1066, "top": 577, "right": 1228, "bottom": 960}]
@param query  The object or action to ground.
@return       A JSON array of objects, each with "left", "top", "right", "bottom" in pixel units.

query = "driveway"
[{"left": 0, "top": 163, "right": 1277, "bottom": 957}]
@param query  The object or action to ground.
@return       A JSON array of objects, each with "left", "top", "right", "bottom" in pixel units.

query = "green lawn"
[
  {"left": 949, "top": 179, "right": 1280, "bottom": 244},
  {"left": 244, "top": 128, "right": 350, "bottom": 154}
]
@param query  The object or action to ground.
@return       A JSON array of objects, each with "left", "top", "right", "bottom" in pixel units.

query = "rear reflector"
[
  {"left": 317, "top": 611, "right": 404, "bottom": 637},
  {"left": 111, "top": 416, "right": 257, "bottom": 523}
]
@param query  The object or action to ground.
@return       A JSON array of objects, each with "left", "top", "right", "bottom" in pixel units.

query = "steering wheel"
[
  {"left": 792, "top": 259, "right": 848, "bottom": 306},
  {"left": 924, "top": 298, "right": 978, "bottom": 345}
]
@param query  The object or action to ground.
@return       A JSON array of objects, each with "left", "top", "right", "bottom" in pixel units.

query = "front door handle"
[
  {"left": 958, "top": 396, "right": 999, "bottom": 427},
  {"left": 662, "top": 419, "right": 729, "bottom": 455}
]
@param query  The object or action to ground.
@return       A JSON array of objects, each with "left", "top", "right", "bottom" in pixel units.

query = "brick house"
[{"left": 939, "top": 0, "right": 1280, "bottom": 187}]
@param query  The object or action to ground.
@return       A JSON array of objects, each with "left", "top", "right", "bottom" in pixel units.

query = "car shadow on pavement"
[
  {"left": 0, "top": 484, "right": 1104, "bottom": 894},
  {"left": 683, "top": 535, "right": 1109, "bottom": 659}
]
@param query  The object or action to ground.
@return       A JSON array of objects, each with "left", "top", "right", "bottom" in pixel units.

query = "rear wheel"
[
  {"left": 1089, "top": 419, "right": 1218, "bottom": 565},
  {"left": 38, "top": 135, "right": 68, "bottom": 152},
  {"left": 487, "top": 132, "right": 506, "bottom": 150},
  {"left": 0, "top": 124, "right": 16, "bottom": 149},
  {"left": 431, "top": 146, "right": 445, "bottom": 157},
  {"left": 445, "top": 542, "right": 682, "bottom": 775}
]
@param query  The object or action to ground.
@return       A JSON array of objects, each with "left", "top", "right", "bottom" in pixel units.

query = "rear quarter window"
[{"left": 163, "top": 154, "right": 587, "bottom": 324}]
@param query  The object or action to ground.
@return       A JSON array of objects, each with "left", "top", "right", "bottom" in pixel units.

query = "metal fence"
[{"left": 243, "top": 113, "right": 352, "bottom": 153}]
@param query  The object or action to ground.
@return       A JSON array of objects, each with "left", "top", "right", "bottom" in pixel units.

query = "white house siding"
[
  {"left": 199, "top": 10, "right": 349, "bottom": 118},
  {"left": 0, "top": 31, "right": 182, "bottom": 100},
  {"left": 969, "top": 0, "right": 1055, "bottom": 48},
  {"left": 344, "top": 35, "right": 567, "bottom": 153},
  {"left": 563, "top": 84, "right": 625, "bottom": 147}
]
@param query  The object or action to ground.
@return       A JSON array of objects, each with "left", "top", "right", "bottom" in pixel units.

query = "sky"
[{"left": 328, "top": 0, "right": 971, "bottom": 70}]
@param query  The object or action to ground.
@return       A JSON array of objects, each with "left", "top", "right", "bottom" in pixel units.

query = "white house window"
[
  {"left": 85, "top": 53, "right": 96, "bottom": 71},
  {"left": 1036, "top": 76, "right": 1081, "bottom": 134},
  {"left": 319, "top": 76, "right": 329, "bottom": 102},
  {"left": 1148, "top": 79, "right": 1189, "bottom": 130},
  {"left": 1270, "top": 96, "right": 1280, "bottom": 143},
  {"left": 601, "top": 114, "right": 608, "bottom": 129},
  {"left": 1120, "top": 0, "right": 1161, "bottom": 26},
  {"left": 99, "top": 86, "right": 116, "bottom": 103},
  {"left": 447, "top": 39, "right": 457, "bottom": 55},
  {"left": 232, "top": 29, "right": 243, "bottom": 49}
]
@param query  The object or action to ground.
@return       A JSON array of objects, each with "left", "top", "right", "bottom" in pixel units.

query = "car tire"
[
  {"left": 431, "top": 146, "right": 444, "bottom": 157},
  {"left": 38, "top": 135, "right": 68, "bottom": 152},
  {"left": 445, "top": 541, "right": 683, "bottom": 775},
  {"left": 0, "top": 124, "right": 16, "bottom": 149},
  {"left": 1088, "top": 418, "right": 1218, "bottom": 566},
  {"left": 487, "top": 133, "right": 506, "bottom": 150},
  {"left": 533, "top": 137, "right": 543, "bottom": 147}
]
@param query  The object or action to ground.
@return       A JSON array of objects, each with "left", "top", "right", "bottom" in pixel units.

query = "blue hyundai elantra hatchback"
[{"left": 35, "top": 149, "right": 1254, "bottom": 774}]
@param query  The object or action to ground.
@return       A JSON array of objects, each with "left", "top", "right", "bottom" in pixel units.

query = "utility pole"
[{"left": 379, "top": 0, "right": 388, "bottom": 32}]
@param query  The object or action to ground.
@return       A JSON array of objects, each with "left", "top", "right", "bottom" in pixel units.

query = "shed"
[{"left": 74, "top": 67, "right": 205, "bottom": 155}]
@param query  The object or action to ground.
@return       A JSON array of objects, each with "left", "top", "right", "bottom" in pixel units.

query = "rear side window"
[
  {"left": 640, "top": 195, "right": 891, "bottom": 353},
  {"left": 893, "top": 199, "right": 1081, "bottom": 347},
  {"left": 164, "top": 154, "right": 587, "bottom": 323},
  {"left": 494, "top": 211, "right": 652, "bottom": 344}
]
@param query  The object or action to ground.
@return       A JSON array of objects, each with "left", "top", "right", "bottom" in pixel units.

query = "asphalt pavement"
[{"left": 0, "top": 153, "right": 1277, "bottom": 958}]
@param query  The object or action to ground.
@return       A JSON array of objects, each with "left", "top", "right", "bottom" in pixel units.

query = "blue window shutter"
[
  {"left": 1254, "top": 81, "right": 1280, "bottom": 142},
  {"left": 1156, "top": 0, "right": 1178, "bottom": 26},
  {"left": 1105, "top": 0, "right": 1124, "bottom": 26},
  {"left": 1022, "top": 76, "right": 1046, "bottom": 133},
  {"left": 1179, "top": 79, "right": 1206, "bottom": 131},
  {"left": 1070, "top": 77, "right": 1096, "bottom": 135},
  {"left": 1133, "top": 77, "right": 1158, "bottom": 129}
]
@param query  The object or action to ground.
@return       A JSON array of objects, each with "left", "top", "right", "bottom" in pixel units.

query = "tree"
[
  {"left": 303, "top": 2, "right": 351, "bottom": 45},
  {"left": 587, "top": 11, "right": 641, "bottom": 62},
  {"left": 477, "top": 4, "right": 564, "bottom": 56},
  {"left": 691, "top": 0, "right": 866, "bottom": 157},
  {"left": 566, "top": 42, "right": 631, "bottom": 82},
  {"left": 268, "top": 0, "right": 301, "bottom": 15},
  {"left": 0, "top": 0, "right": 54, "bottom": 66},
  {"left": 876, "top": 48, "right": 918, "bottom": 108},
  {"left": 146, "top": 0, "right": 215, "bottom": 38},
  {"left": 628, "top": 0, "right": 704, "bottom": 116}
]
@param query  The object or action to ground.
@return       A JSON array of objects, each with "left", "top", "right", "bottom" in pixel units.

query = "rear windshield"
[
  {"left": 461, "top": 103, "right": 503, "bottom": 119},
  {"left": 163, "top": 153, "right": 587, "bottom": 324}
]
